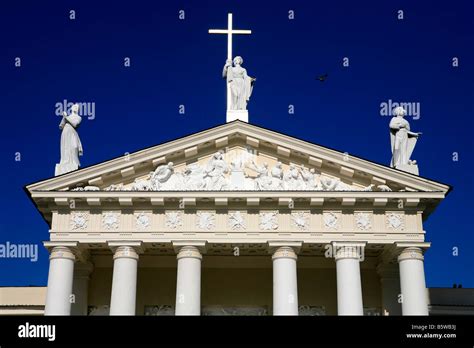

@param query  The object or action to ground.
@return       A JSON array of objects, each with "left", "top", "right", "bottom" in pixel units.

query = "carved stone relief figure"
[
  {"left": 300, "top": 165, "right": 318, "bottom": 190},
  {"left": 132, "top": 176, "right": 153, "bottom": 191},
  {"left": 246, "top": 160, "right": 270, "bottom": 190},
  {"left": 204, "top": 151, "right": 229, "bottom": 190},
  {"left": 320, "top": 177, "right": 353, "bottom": 191},
  {"left": 183, "top": 163, "right": 206, "bottom": 190},
  {"left": 268, "top": 162, "right": 284, "bottom": 190},
  {"left": 151, "top": 162, "right": 175, "bottom": 190}
]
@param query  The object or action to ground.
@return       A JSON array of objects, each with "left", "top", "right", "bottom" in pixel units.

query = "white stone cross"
[{"left": 209, "top": 13, "right": 252, "bottom": 113}]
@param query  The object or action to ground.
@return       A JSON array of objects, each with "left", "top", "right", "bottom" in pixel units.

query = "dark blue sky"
[{"left": 0, "top": 0, "right": 472, "bottom": 287}]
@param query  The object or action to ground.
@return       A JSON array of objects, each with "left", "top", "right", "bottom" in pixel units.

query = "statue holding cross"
[{"left": 209, "top": 13, "right": 256, "bottom": 122}]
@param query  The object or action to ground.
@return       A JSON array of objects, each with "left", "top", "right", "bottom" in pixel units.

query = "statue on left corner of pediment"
[
  {"left": 389, "top": 106, "right": 421, "bottom": 172},
  {"left": 55, "top": 103, "right": 83, "bottom": 176}
]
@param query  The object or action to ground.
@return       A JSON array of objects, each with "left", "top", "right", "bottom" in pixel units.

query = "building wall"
[{"left": 0, "top": 286, "right": 46, "bottom": 315}]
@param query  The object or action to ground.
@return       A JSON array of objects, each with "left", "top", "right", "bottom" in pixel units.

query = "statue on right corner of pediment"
[{"left": 389, "top": 106, "right": 422, "bottom": 175}]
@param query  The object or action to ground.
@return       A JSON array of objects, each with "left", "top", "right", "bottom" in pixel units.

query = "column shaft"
[
  {"left": 272, "top": 247, "right": 298, "bottom": 315},
  {"left": 175, "top": 246, "right": 202, "bottom": 315},
  {"left": 44, "top": 246, "right": 75, "bottom": 316},
  {"left": 109, "top": 246, "right": 139, "bottom": 315},
  {"left": 334, "top": 244, "right": 364, "bottom": 315},
  {"left": 398, "top": 247, "right": 429, "bottom": 315}
]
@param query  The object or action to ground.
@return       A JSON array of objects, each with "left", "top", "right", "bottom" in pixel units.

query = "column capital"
[
  {"left": 172, "top": 240, "right": 207, "bottom": 254},
  {"left": 268, "top": 241, "right": 302, "bottom": 255},
  {"left": 49, "top": 246, "right": 76, "bottom": 261},
  {"left": 398, "top": 247, "right": 424, "bottom": 262},
  {"left": 331, "top": 242, "right": 366, "bottom": 261},
  {"left": 113, "top": 246, "right": 140, "bottom": 260},
  {"left": 271, "top": 246, "right": 298, "bottom": 261},
  {"left": 108, "top": 241, "right": 144, "bottom": 256},
  {"left": 43, "top": 241, "right": 94, "bottom": 262},
  {"left": 176, "top": 245, "right": 203, "bottom": 260},
  {"left": 44, "top": 241, "right": 80, "bottom": 261}
]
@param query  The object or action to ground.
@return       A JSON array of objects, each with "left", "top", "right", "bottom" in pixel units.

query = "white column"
[
  {"left": 175, "top": 246, "right": 202, "bottom": 315},
  {"left": 44, "top": 246, "right": 76, "bottom": 315},
  {"left": 109, "top": 246, "right": 139, "bottom": 315},
  {"left": 334, "top": 243, "right": 364, "bottom": 315},
  {"left": 398, "top": 247, "right": 429, "bottom": 315},
  {"left": 71, "top": 262, "right": 93, "bottom": 316},
  {"left": 272, "top": 246, "right": 298, "bottom": 315}
]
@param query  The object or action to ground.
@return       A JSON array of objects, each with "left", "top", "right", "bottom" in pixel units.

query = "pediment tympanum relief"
[{"left": 71, "top": 147, "right": 392, "bottom": 193}]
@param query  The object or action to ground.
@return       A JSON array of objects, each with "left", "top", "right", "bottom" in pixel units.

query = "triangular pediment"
[{"left": 26, "top": 121, "right": 450, "bottom": 194}]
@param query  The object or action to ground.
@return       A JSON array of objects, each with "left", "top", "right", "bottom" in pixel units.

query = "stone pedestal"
[
  {"left": 227, "top": 110, "right": 248, "bottom": 123},
  {"left": 395, "top": 164, "right": 419, "bottom": 175},
  {"left": 44, "top": 246, "right": 76, "bottom": 316}
]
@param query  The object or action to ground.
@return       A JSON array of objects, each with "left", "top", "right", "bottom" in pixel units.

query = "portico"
[
  {"left": 26, "top": 121, "right": 449, "bottom": 316},
  {"left": 41, "top": 240, "right": 430, "bottom": 316}
]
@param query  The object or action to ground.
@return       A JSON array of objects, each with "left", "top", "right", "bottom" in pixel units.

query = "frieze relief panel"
[
  {"left": 60, "top": 208, "right": 420, "bottom": 234},
  {"left": 367, "top": 211, "right": 415, "bottom": 234},
  {"left": 259, "top": 211, "right": 279, "bottom": 231},
  {"left": 291, "top": 211, "right": 310, "bottom": 231},
  {"left": 165, "top": 211, "right": 183, "bottom": 230},
  {"left": 354, "top": 212, "right": 373, "bottom": 231},
  {"left": 228, "top": 211, "right": 246, "bottom": 230},
  {"left": 196, "top": 211, "right": 216, "bottom": 230},
  {"left": 135, "top": 212, "right": 151, "bottom": 230},
  {"left": 323, "top": 212, "right": 341, "bottom": 231},
  {"left": 386, "top": 212, "right": 405, "bottom": 231},
  {"left": 102, "top": 212, "right": 120, "bottom": 230},
  {"left": 70, "top": 211, "right": 88, "bottom": 230}
]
